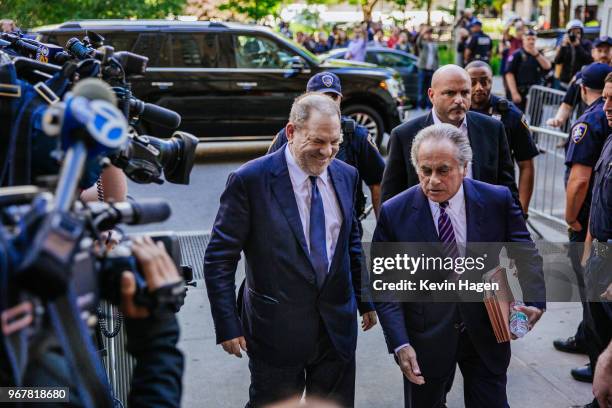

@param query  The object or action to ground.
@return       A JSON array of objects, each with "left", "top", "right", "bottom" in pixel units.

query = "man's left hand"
[
  {"left": 361, "top": 311, "right": 377, "bottom": 331},
  {"left": 593, "top": 345, "right": 612, "bottom": 408},
  {"left": 601, "top": 283, "right": 612, "bottom": 301},
  {"left": 514, "top": 305, "right": 544, "bottom": 332}
]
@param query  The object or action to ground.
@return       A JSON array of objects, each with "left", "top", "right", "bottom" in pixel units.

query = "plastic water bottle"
[{"left": 509, "top": 301, "right": 529, "bottom": 338}]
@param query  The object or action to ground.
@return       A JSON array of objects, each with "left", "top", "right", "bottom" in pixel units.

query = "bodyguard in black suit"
[
  {"left": 204, "top": 93, "right": 376, "bottom": 408},
  {"left": 382, "top": 64, "right": 518, "bottom": 203}
]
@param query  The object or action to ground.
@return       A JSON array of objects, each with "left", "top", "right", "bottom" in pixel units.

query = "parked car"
[
  {"left": 321, "top": 47, "right": 418, "bottom": 108},
  {"left": 34, "top": 20, "right": 407, "bottom": 145}
]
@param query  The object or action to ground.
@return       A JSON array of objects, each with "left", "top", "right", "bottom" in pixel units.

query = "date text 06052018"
[{"left": 0, "top": 387, "right": 69, "bottom": 403}]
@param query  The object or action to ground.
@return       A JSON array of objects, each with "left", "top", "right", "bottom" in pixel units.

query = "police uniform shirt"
[
  {"left": 590, "top": 134, "right": 612, "bottom": 241},
  {"left": 268, "top": 119, "right": 385, "bottom": 186},
  {"left": 565, "top": 97, "right": 610, "bottom": 224},
  {"left": 466, "top": 32, "right": 492, "bottom": 61},
  {"left": 506, "top": 48, "right": 544, "bottom": 87},
  {"left": 471, "top": 94, "right": 539, "bottom": 163},
  {"left": 563, "top": 72, "right": 582, "bottom": 106}
]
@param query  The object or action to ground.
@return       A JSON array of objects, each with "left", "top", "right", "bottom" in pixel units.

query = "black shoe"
[
  {"left": 553, "top": 336, "right": 587, "bottom": 354},
  {"left": 571, "top": 364, "right": 594, "bottom": 383}
]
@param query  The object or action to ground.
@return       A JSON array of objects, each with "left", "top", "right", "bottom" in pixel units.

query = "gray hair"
[
  {"left": 410, "top": 123, "right": 472, "bottom": 169},
  {"left": 289, "top": 92, "right": 341, "bottom": 129}
]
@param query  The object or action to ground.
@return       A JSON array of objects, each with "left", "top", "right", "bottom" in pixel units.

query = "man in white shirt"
[
  {"left": 374, "top": 123, "right": 546, "bottom": 408},
  {"left": 204, "top": 93, "right": 376, "bottom": 408}
]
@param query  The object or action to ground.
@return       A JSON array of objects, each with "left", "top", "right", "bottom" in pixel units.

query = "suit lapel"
[
  {"left": 466, "top": 113, "right": 481, "bottom": 180},
  {"left": 463, "top": 179, "right": 483, "bottom": 243},
  {"left": 270, "top": 146, "right": 318, "bottom": 281},
  {"left": 412, "top": 187, "right": 438, "bottom": 241},
  {"left": 327, "top": 161, "right": 350, "bottom": 275}
]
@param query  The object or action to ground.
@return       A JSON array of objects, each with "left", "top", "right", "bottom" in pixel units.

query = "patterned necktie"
[
  {"left": 309, "top": 176, "right": 328, "bottom": 288},
  {"left": 438, "top": 201, "right": 460, "bottom": 259}
]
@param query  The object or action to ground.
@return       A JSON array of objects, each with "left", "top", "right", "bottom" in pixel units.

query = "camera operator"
[
  {"left": 5, "top": 236, "right": 184, "bottom": 408},
  {"left": 554, "top": 20, "right": 593, "bottom": 87}
]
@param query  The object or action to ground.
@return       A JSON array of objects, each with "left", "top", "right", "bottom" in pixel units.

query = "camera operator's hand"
[
  {"left": 121, "top": 236, "right": 182, "bottom": 319},
  {"left": 562, "top": 34, "right": 570, "bottom": 47}
]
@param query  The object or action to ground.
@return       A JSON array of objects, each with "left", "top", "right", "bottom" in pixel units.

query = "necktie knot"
[
  {"left": 440, "top": 201, "right": 450, "bottom": 211},
  {"left": 309, "top": 176, "right": 318, "bottom": 188}
]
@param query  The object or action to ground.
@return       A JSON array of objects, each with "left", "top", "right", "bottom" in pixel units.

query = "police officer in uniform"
[
  {"left": 466, "top": 60, "right": 539, "bottom": 214},
  {"left": 547, "top": 36, "right": 612, "bottom": 130},
  {"left": 573, "top": 71, "right": 612, "bottom": 408},
  {"left": 464, "top": 20, "right": 492, "bottom": 65},
  {"left": 555, "top": 63, "right": 612, "bottom": 384},
  {"left": 268, "top": 72, "right": 385, "bottom": 232},
  {"left": 505, "top": 29, "right": 552, "bottom": 112}
]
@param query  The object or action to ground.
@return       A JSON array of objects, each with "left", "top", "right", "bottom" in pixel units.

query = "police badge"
[
  {"left": 571, "top": 123, "right": 588, "bottom": 144},
  {"left": 322, "top": 74, "right": 334, "bottom": 88}
]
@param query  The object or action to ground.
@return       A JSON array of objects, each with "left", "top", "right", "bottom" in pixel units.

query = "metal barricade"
[
  {"left": 524, "top": 85, "right": 571, "bottom": 227},
  {"left": 99, "top": 301, "right": 134, "bottom": 406}
]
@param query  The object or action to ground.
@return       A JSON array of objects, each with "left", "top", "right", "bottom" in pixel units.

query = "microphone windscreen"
[{"left": 72, "top": 78, "right": 117, "bottom": 106}]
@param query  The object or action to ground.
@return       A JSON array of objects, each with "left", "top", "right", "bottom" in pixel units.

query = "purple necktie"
[{"left": 438, "top": 201, "right": 460, "bottom": 259}]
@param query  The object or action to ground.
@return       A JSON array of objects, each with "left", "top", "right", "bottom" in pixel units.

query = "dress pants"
[
  {"left": 403, "top": 327, "right": 508, "bottom": 408},
  {"left": 246, "top": 322, "right": 355, "bottom": 408}
]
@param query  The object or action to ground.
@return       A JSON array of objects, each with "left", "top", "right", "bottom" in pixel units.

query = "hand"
[
  {"left": 397, "top": 345, "right": 425, "bottom": 385},
  {"left": 562, "top": 34, "right": 570, "bottom": 46},
  {"left": 593, "top": 346, "right": 612, "bottom": 408},
  {"left": 512, "top": 93, "right": 522, "bottom": 105},
  {"left": 567, "top": 220, "right": 583, "bottom": 232},
  {"left": 601, "top": 283, "right": 612, "bottom": 301},
  {"left": 120, "top": 236, "right": 183, "bottom": 319},
  {"left": 546, "top": 117, "right": 563, "bottom": 128},
  {"left": 513, "top": 305, "right": 544, "bottom": 332},
  {"left": 361, "top": 311, "right": 377, "bottom": 331},
  {"left": 221, "top": 336, "right": 247, "bottom": 358}
]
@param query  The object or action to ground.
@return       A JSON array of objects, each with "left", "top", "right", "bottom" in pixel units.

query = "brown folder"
[{"left": 482, "top": 267, "right": 514, "bottom": 343}]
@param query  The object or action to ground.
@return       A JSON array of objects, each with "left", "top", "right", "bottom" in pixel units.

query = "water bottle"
[{"left": 509, "top": 301, "right": 529, "bottom": 338}]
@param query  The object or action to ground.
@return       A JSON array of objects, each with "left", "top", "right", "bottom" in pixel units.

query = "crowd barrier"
[{"left": 525, "top": 85, "right": 572, "bottom": 227}]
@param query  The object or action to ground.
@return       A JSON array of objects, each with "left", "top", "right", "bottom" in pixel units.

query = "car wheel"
[{"left": 342, "top": 104, "right": 384, "bottom": 146}]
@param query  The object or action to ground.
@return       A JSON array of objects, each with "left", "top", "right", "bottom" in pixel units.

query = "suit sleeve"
[
  {"left": 349, "top": 171, "right": 375, "bottom": 315},
  {"left": 503, "top": 188, "right": 546, "bottom": 309},
  {"left": 381, "top": 128, "right": 408, "bottom": 203},
  {"left": 203, "top": 172, "right": 250, "bottom": 343},
  {"left": 372, "top": 206, "right": 410, "bottom": 352},
  {"left": 496, "top": 121, "right": 520, "bottom": 205}
]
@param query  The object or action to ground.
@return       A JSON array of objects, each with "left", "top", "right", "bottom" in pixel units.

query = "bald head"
[{"left": 428, "top": 65, "right": 471, "bottom": 127}]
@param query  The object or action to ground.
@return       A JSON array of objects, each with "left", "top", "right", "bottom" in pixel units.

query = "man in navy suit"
[
  {"left": 204, "top": 93, "right": 377, "bottom": 408},
  {"left": 374, "top": 123, "right": 546, "bottom": 407},
  {"left": 381, "top": 64, "right": 518, "bottom": 204}
]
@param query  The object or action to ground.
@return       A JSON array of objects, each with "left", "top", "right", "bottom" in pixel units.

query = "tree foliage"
[
  {"left": 218, "top": 0, "right": 283, "bottom": 22},
  {"left": 0, "top": 0, "right": 185, "bottom": 29}
]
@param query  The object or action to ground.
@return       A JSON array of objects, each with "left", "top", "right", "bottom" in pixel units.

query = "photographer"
[
  {"left": 554, "top": 20, "right": 593, "bottom": 86},
  {"left": 7, "top": 236, "right": 184, "bottom": 407}
]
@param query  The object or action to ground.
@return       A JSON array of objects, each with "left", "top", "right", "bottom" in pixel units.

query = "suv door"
[
  {"left": 370, "top": 50, "right": 418, "bottom": 104},
  {"left": 228, "top": 33, "right": 312, "bottom": 137},
  {"left": 139, "top": 31, "right": 232, "bottom": 139}
]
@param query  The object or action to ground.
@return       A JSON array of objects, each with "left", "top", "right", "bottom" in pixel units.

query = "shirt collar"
[
  {"left": 428, "top": 183, "right": 465, "bottom": 215},
  {"left": 431, "top": 108, "right": 468, "bottom": 132},
  {"left": 285, "top": 145, "right": 330, "bottom": 187}
]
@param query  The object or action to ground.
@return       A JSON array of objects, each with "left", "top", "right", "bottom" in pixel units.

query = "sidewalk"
[{"left": 176, "top": 214, "right": 593, "bottom": 407}]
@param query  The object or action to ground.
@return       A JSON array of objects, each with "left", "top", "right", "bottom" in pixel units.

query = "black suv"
[{"left": 35, "top": 20, "right": 406, "bottom": 144}]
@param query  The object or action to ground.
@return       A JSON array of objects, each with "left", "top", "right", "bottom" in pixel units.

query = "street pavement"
[{"left": 124, "top": 96, "right": 595, "bottom": 406}]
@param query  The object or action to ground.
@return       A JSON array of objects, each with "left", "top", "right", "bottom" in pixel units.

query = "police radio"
[{"left": 341, "top": 117, "right": 356, "bottom": 145}]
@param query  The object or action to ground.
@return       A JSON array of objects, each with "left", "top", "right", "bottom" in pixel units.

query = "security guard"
[
  {"left": 578, "top": 72, "right": 612, "bottom": 408},
  {"left": 466, "top": 60, "right": 539, "bottom": 214},
  {"left": 505, "top": 29, "right": 552, "bottom": 112},
  {"left": 268, "top": 72, "right": 385, "bottom": 232},
  {"left": 556, "top": 63, "right": 612, "bottom": 383},
  {"left": 464, "top": 20, "right": 492, "bottom": 64}
]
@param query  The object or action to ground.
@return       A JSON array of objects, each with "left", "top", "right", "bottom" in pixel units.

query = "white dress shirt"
[
  {"left": 431, "top": 109, "right": 473, "bottom": 179},
  {"left": 395, "top": 184, "right": 467, "bottom": 355},
  {"left": 285, "top": 146, "right": 343, "bottom": 269}
]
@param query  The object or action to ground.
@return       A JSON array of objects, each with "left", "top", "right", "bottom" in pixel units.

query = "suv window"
[
  {"left": 375, "top": 52, "right": 414, "bottom": 68},
  {"left": 234, "top": 35, "right": 298, "bottom": 69},
  {"left": 132, "top": 33, "right": 170, "bottom": 67},
  {"left": 170, "top": 33, "right": 220, "bottom": 68}
]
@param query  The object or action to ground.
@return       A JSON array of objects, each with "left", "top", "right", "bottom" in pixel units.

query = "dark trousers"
[
  {"left": 568, "top": 229, "right": 602, "bottom": 367},
  {"left": 417, "top": 69, "right": 434, "bottom": 109},
  {"left": 246, "top": 324, "right": 355, "bottom": 408},
  {"left": 403, "top": 329, "right": 508, "bottom": 408}
]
